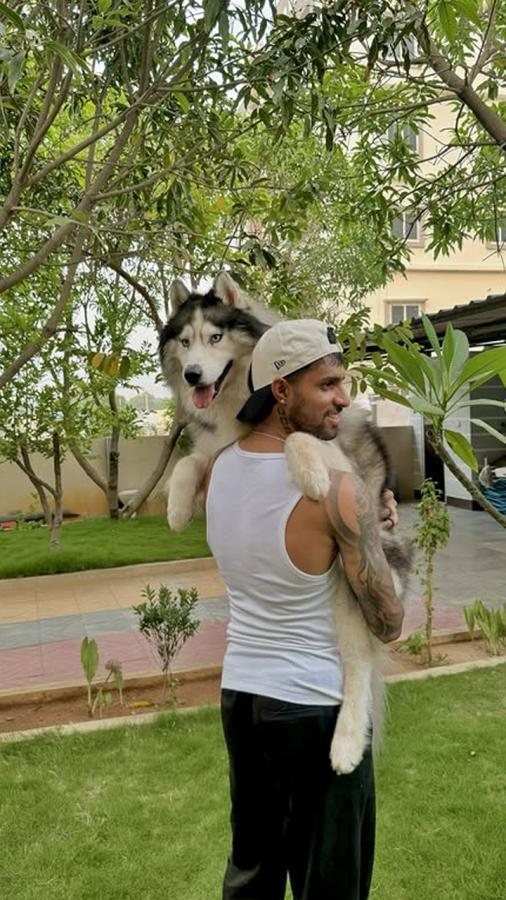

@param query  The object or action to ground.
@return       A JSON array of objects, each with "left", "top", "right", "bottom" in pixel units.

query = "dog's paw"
[
  {"left": 285, "top": 434, "right": 330, "bottom": 501},
  {"left": 167, "top": 500, "right": 192, "bottom": 532},
  {"left": 330, "top": 728, "right": 366, "bottom": 775}
]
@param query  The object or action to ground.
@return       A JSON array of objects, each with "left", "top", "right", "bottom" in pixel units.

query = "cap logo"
[
  {"left": 273, "top": 359, "right": 286, "bottom": 370},
  {"left": 327, "top": 326, "right": 337, "bottom": 344}
]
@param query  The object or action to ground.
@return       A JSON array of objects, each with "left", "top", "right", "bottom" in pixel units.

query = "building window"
[
  {"left": 387, "top": 123, "right": 418, "bottom": 152},
  {"left": 492, "top": 221, "right": 506, "bottom": 245},
  {"left": 389, "top": 303, "right": 421, "bottom": 325},
  {"left": 391, "top": 211, "right": 420, "bottom": 241}
]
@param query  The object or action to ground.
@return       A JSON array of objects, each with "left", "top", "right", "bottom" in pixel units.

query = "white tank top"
[{"left": 206, "top": 442, "right": 343, "bottom": 705}]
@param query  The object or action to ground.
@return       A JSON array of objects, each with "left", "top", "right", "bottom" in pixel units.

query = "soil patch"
[
  {"left": 0, "top": 675, "right": 221, "bottom": 735},
  {"left": 387, "top": 634, "right": 502, "bottom": 675},
  {"left": 1, "top": 637, "right": 503, "bottom": 736}
]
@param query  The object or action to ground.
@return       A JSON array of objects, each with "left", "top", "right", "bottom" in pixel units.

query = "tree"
[
  {"left": 0, "top": 337, "right": 76, "bottom": 548},
  {"left": 247, "top": 1, "right": 506, "bottom": 263},
  {"left": 414, "top": 479, "right": 450, "bottom": 665},
  {"left": 0, "top": 0, "right": 283, "bottom": 389},
  {"left": 70, "top": 264, "right": 156, "bottom": 517},
  {"left": 353, "top": 314, "right": 506, "bottom": 527}
]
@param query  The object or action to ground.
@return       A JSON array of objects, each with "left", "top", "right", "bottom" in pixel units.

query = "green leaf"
[
  {"left": 368, "top": 387, "right": 412, "bottom": 408},
  {"left": 354, "top": 365, "right": 407, "bottom": 391},
  {"left": 80, "top": 637, "right": 99, "bottom": 683},
  {"left": 0, "top": 1, "right": 25, "bottom": 30},
  {"left": 441, "top": 322, "right": 457, "bottom": 379},
  {"left": 451, "top": 347, "right": 506, "bottom": 395},
  {"left": 455, "top": 399, "right": 506, "bottom": 410},
  {"left": 219, "top": 10, "right": 229, "bottom": 50},
  {"left": 438, "top": 1, "right": 458, "bottom": 41},
  {"left": 382, "top": 337, "right": 426, "bottom": 394},
  {"left": 174, "top": 91, "right": 190, "bottom": 112},
  {"left": 8, "top": 51, "right": 25, "bottom": 93},
  {"left": 98, "top": 0, "right": 112, "bottom": 12},
  {"left": 407, "top": 395, "right": 445, "bottom": 417},
  {"left": 119, "top": 356, "right": 131, "bottom": 379},
  {"left": 421, "top": 313, "right": 441, "bottom": 357},
  {"left": 204, "top": 0, "right": 222, "bottom": 31},
  {"left": 444, "top": 429, "right": 478, "bottom": 470},
  {"left": 470, "top": 418, "right": 506, "bottom": 446},
  {"left": 416, "top": 353, "right": 443, "bottom": 399},
  {"left": 449, "top": 328, "right": 469, "bottom": 380},
  {"left": 46, "top": 40, "right": 88, "bottom": 74},
  {"left": 455, "top": 0, "right": 482, "bottom": 28}
]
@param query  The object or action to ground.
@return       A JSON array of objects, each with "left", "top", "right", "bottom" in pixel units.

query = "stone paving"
[{"left": 0, "top": 505, "right": 504, "bottom": 695}]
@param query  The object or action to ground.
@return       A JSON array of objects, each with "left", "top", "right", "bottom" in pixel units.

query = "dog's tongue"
[{"left": 192, "top": 385, "right": 215, "bottom": 409}]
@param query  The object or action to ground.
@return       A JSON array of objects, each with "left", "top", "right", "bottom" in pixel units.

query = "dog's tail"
[{"left": 370, "top": 645, "right": 389, "bottom": 758}]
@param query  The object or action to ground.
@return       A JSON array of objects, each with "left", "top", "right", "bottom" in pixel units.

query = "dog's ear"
[
  {"left": 213, "top": 272, "right": 249, "bottom": 309},
  {"left": 170, "top": 278, "right": 191, "bottom": 312}
]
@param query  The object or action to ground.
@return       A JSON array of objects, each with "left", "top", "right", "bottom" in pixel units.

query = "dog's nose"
[{"left": 184, "top": 365, "right": 203, "bottom": 386}]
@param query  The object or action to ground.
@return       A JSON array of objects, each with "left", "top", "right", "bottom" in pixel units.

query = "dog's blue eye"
[
  {"left": 210, "top": 333, "right": 222, "bottom": 344},
  {"left": 180, "top": 338, "right": 190, "bottom": 348}
]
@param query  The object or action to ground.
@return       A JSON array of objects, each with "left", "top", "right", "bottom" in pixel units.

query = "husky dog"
[
  {"left": 159, "top": 272, "right": 279, "bottom": 530},
  {"left": 160, "top": 273, "right": 413, "bottom": 773},
  {"left": 284, "top": 417, "right": 413, "bottom": 773}
]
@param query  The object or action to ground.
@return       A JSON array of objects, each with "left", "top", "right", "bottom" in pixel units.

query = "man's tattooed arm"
[{"left": 325, "top": 470, "right": 404, "bottom": 643}]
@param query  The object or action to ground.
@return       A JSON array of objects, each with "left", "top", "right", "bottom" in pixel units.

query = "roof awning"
[{"left": 409, "top": 293, "right": 506, "bottom": 349}]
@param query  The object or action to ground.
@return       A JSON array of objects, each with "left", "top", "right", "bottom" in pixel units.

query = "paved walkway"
[{"left": 0, "top": 505, "right": 504, "bottom": 695}]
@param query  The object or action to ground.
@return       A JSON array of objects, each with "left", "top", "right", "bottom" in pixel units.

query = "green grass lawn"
[
  {"left": 0, "top": 516, "right": 210, "bottom": 579},
  {"left": 1, "top": 667, "right": 505, "bottom": 900}
]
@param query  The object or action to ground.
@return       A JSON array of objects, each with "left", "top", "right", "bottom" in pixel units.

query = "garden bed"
[{"left": 1, "top": 632, "right": 504, "bottom": 737}]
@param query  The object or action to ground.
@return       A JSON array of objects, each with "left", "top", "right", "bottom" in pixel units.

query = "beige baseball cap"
[{"left": 237, "top": 319, "right": 343, "bottom": 423}]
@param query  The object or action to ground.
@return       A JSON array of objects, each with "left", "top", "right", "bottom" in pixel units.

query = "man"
[{"left": 206, "top": 319, "right": 403, "bottom": 900}]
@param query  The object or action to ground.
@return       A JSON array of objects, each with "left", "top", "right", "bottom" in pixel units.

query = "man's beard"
[{"left": 287, "top": 400, "right": 341, "bottom": 441}]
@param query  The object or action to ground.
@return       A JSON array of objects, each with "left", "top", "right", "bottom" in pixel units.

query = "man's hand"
[
  {"left": 325, "top": 472, "right": 404, "bottom": 643},
  {"left": 380, "top": 489, "right": 398, "bottom": 530}
]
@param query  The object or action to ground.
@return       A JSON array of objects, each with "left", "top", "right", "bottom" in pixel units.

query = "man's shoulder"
[{"left": 204, "top": 442, "right": 238, "bottom": 497}]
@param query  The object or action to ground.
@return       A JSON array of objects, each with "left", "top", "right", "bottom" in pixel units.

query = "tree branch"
[
  {"left": 423, "top": 36, "right": 506, "bottom": 148},
  {"left": 70, "top": 443, "right": 108, "bottom": 493},
  {"left": 17, "top": 447, "right": 56, "bottom": 498},
  {"left": 104, "top": 259, "right": 163, "bottom": 334},
  {"left": 0, "top": 231, "right": 86, "bottom": 388},
  {"left": 428, "top": 430, "right": 506, "bottom": 529},
  {"left": 121, "top": 417, "right": 184, "bottom": 518},
  {"left": 470, "top": 0, "right": 499, "bottom": 84}
]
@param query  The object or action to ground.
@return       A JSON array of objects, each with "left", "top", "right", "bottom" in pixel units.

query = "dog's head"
[{"left": 159, "top": 273, "right": 269, "bottom": 414}]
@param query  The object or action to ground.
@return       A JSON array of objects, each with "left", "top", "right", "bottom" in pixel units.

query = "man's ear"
[{"left": 271, "top": 377, "right": 289, "bottom": 404}]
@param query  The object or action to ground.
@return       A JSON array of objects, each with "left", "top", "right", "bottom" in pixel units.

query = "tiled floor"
[{"left": 1, "top": 504, "right": 504, "bottom": 694}]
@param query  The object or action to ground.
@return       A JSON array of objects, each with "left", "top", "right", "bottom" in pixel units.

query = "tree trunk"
[
  {"left": 424, "top": 36, "right": 506, "bottom": 150},
  {"left": 107, "top": 389, "right": 121, "bottom": 518},
  {"left": 50, "top": 431, "right": 63, "bottom": 550},
  {"left": 428, "top": 431, "right": 506, "bottom": 529},
  {"left": 425, "top": 558, "right": 433, "bottom": 666},
  {"left": 70, "top": 443, "right": 109, "bottom": 493},
  {"left": 17, "top": 447, "right": 54, "bottom": 527},
  {"left": 121, "top": 418, "right": 184, "bottom": 518}
]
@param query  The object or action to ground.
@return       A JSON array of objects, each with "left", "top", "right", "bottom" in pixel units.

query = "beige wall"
[
  {"left": 0, "top": 436, "right": 180, "bottom": 519},
  {"left": 0, "top": 427, "right": 418, "bottom": 520},
  {"left": 368, "top": 267, "right": 506, "bottom": 327}
]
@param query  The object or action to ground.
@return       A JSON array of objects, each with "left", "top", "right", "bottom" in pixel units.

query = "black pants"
[{"left": 221, "top": 690, "right": 375, "bottom": 900}]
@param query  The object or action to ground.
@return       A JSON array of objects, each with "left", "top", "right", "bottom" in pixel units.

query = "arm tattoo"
[{"left": 325, "top": 470, "right": 404, "bottom": 643}]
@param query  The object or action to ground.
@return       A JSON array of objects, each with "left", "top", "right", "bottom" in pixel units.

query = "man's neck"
[{"left": 239, "top": 409, "right": 291, "bottom": 452}]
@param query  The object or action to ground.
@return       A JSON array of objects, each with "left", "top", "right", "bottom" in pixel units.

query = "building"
[{"left": 362, "top": 98, "right": 506, "bottom": 323}]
